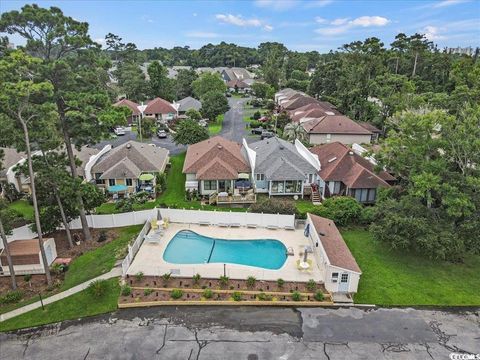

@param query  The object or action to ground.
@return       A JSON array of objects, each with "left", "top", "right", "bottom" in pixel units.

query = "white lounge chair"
[
  {"left": 284, "top": 225, "right": 295, "bottom": 231},
  {"left": 246, "top": 224, "right": 257, "bottom": 228},
  {"left": 199, "top": 221, "right": 211, "bottom": 226},
  {"left": 218, "top": 223, "right": 229, "bottom": 227},
  {"left": 266, "top": 225, "right": 279, "bottom": 230},
  {"left": 230, "top": 223, "right": 241, "bottom": 228}
]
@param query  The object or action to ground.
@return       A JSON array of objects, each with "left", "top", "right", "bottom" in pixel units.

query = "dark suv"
[{"left": 260, "top": 131, "right": 274, "bottom": 140}]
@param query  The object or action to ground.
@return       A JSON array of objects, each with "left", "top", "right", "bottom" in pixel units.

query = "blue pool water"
[{"left": 163, "top": 230, "right": 287, "bottom": 270}]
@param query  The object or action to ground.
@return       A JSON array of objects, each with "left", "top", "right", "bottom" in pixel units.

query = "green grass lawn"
[
  {"left": 341, "top": 228, "right": 480, "bottom": 306},
  {"left": 8, "top": 199, "right": 34, "bottom": 221},
  {"left": 208, "top": 114, "right": 225, "bottom": 135},
  {"left": 0, "top": 278, "right": 120, "bottom": 332},
  {"left": 60, "top": 225, "right": 143, "bottom": 290}
]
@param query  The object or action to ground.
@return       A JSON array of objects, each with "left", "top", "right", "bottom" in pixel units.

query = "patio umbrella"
[
  {"left": 304, "top": 223, "right": 310, "bottom": 237},
  {"left": 139, "top": 173, "right": 154, "bottom": 181},
  {"left": 108, "top": 184, "right": 128, "bottom": 193}
]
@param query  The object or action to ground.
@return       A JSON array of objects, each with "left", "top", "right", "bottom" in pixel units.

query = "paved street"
[
  {"left": 1, "top": 307, "right": 478, "bottom": 359},
  {"left": 94, "top": 97, "right": 252, "bottom": 154}
]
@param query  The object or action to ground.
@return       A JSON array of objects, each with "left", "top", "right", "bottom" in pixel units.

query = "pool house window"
[
  {"left": 108, "top": 179, "right": 116, "bottom": 186},
  {"left": 125, "top": 178, "right": 133, "bottom": 186},
  {"left": 256, "top": 174, "right": 265, "bottom": 181}
]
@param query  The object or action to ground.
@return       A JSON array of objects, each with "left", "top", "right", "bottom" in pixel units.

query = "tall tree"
[
  {"left": 147, "top": 61, "right": 174, "bottom": 101},
  {"left": 175, "top": 69, "right": 198, "bottom": 99},
  {"left": 200, "top": 91, "right": 229, "bottom": 121},
  {"left": 1, "top": 4, "right": 127, "bottom": 242},
  {"left": 172, "top": 119, "right": 209, "bottom": 145},
  {"left": 192, "top": 73, "right": 226, "bottom": 99},
  {"left": 0, "top": 50, "right": 55, "bottom": 284}
]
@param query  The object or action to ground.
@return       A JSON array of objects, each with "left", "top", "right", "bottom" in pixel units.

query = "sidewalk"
[{"left": 0, "top": 267, "right": 122, "bottom": 322}]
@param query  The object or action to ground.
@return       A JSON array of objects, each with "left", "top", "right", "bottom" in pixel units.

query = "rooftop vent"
[
  {"left": 349, "top": 151, "right": 354, "bottom": 155},
  {"left": 326, "top": 111, "right": 335, "bottom": 115},
  {"left": 328, "top": 157, "right": 337, "bottom": 163},
  {"left": 217, "top": 145, "right": 223, "bottom": 149}
]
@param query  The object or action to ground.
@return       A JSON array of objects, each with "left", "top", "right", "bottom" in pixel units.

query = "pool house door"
[{"left": 338, "top": 272, "right": 349, "bottom": 292}]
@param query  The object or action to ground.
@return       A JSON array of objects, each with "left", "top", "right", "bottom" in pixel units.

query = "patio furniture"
[
  {"left": 296, "top": 259, "right": 313, "bottom": 271},
  {"left": 230, "top": 223, "right": 241, "bottom": 228},
  {"left": 246, "top": 224, "right": 257, "bottom": 228},
  {"left": 150, "top": 219, "right": 159, "bottom": 230},
  {"left": 199, "top": 221, "right": 211, "bottom": 226},
  {"left": 284, "top": 225, "right": 295, "bottom": 231},
  {"left": 286, "top": 247, "right": 294, "bottom": 256},
  {"left": 218, "top": 223, "right": 229, "bottom": 227},
  {"left": 266, "top": 225, "right": 279, "bottom": 230}
]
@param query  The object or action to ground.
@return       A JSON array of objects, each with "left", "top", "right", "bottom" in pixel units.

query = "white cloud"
[
  {"left": 94, "top": 38, "right": 106, "bottom": 45},
  {"left": 316, "top": 15, "right": 390, "bottom": 37},
  {"left": 215, "top": 14, "right": 273, "bottom": 32},
  {"left": 432, "top": 0, "right": 470, "bottom": 8},
  {"left": 350, "top": 16, "right": 390, "bottom": 27},
  {"left": 331, "top": 17, "right": 350, "bottom": 25},
  {"left": 254, "top": 0, "right": 298, "bottom": 11},
  {"left": 305, "top": 0, "right": 334, "bottom": 8},
  {"left": 423, "top": 26, "right": 446, "bottom": 40},
  {"left": 185, "top": 31, "right": 220, "bottom": 38},
  {"left": 315, "top": 17, "right": 328, "bottom": 24}
]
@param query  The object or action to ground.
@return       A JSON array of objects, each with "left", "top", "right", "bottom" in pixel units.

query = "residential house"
[
  {"left": 113, "top": 98, "right": 141, "bottom": 125},
  {"left": 143, "top": 97, "right": 177, "bottom": 122},
  {"left": 274, "top": 88, "right": 297, "bottom": 105},
  {"left": 281, "top": 95, "right": 321, "bottom": 111},
  {"left": 226, "top": 79, "right": 250, "bottom": 93},
  {"left": 243, "top": 137, "right": 320, "bottom": 198},
  {"left": 91, "top": 141, "right": 169, "bottom": 195},
  {"left": 182, "top": 136, "right": 254, "bottom": 205},
  {"left": 358, "top": 122, "right": 382, "bottom": 142},
  {"left": 174, "top": 96, "right": 202, "bottom": 116},
  {"left": 0, "top": 146, "right": 99, "bottom": 195},
  {"left": 221, "top": 67, "right": 254, "bottom": 82},
  {"left": 306, "top": 213, "right": 361, "bottom": 294},
  {"left": 302, "top": 115, "right": 373, "bottom": 145},
  {"left": 0, "top": 238, "right": 57, "bottom": 276},
  {"left": 166, "top": 66, "right": 192, "bottom": 79},
  {"left": 309, "top": 142, "right": 395, "bottom": 203}
]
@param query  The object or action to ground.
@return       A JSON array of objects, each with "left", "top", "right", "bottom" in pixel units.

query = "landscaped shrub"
[
  {"left": 0, "top": 290, "right": 23, "bottom": 304},
  {"left": 312, "top": 196, "right": 362, "bottom": 226},
  {"left": 192, "top": 273, "right": 201, "bottom": 284},
  {"left": 250, "top": 198, "right": 296, "bottom": 215},
  {"left": 277, "top": 278, "right": 285, "bottom": 288},
  {"left": 50, "top": 262, "right": 63, "bottom": 275},
  {"left": 249, "top": 120, "right": 263, "bottom": 128},
  {"left": 232, "top": 292, "right": 243, "bottom": 301},
  {"left": 23, "top": 274, "right": 32, "bottom": 283},
  {"left": 257, "top": 292, "right": 273, "bottom": 301},
  {"left": 97, "top": 230, "right": 107, "bottom": 243},
  {"left": 253, "top": 111, "right": 261, "bottom": 120},
  {"left": 144, "top": 288, "right": 154, "bottom": 296},
  {"left": 203, "top": 289, "right": 213, "bottom": 299},
  {"left": 359, "top": 206, "right": 376, "bottom": 225},
  {"left": 135, "top": 271, "right": 144, "bottom": 282},
  {"left": 246, "top": 276, "right": 256, "bottom": 288},
  {"left": 314, "top": 291, "right": 324, "bottom": 301},
  {"left": 306, "top": 279, "right": 317, "bottom": 291},
  {"left": 121, "top": 285, "right": 132, "bottom": 296},
  {"left": 162, "top": 272, "right": 171, "bottom": 285},
  {"left": 291, "top": 291, "right": 302, "bottom": 301},
  {"left": 88, "top": 280, "right": 109, "bottom": 297},
  {"left": 170, "top": 289, "right": 183, "bottom": 299},
  {"left": 219, "top": 275, "right": 229, "bottom": 287}
]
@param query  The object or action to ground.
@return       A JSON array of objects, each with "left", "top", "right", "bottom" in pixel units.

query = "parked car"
[
  {"left": 157, "top": 129, "right": 167, "bottom": 138},
  {"left": 260, "top": 131, "right": 275, "bottom": 140},
  {"left": 114, "top": 127, "right": 125, "bottom": 136},
  {"left": 251, "top": 126, "right": 264, "bottom": 135}
]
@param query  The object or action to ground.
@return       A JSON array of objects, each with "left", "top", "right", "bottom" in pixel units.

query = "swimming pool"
[{"left": 163, "top": 230, "right": 287, "bottom": 270}]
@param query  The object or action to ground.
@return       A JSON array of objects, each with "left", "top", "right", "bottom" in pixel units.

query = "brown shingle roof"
[
  {"left": 308, "top": 214, "right": 361, "bottom": 273},
  {"left": 183, "top": 136, "right": 250, "bottom": 179},
  {"left": 291, "top": 108, "right": 329, "bottom": 123},
  {"left": 282, "top": 96, "right": 320, "bottom": 111},
  {"left": 144, "top": 97, "right": 176, "bottom": 115},
  {"left": 310, "top": 142, "right": 394, "bottom": 189},
  {"left": 226, "top": 79, "right": 249, "bottom": 88},
  {"left": 114, "top": 99, "right": 141, "bottom": 116},
  {"left": 358, "top": 122, "right": 382, "bottom": 133},
  {"left": 302, "top": 115, "right": 373, "bottom": 135}
]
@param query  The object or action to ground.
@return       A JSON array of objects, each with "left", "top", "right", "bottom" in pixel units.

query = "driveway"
[
  {"left": 94, "top": 97, "right": 251, "bottom": 153},
  {"left": 1, "top": 307, "right": 478, "bottom": 359}
]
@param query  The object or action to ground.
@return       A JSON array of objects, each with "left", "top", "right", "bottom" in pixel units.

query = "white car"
[{"left": 114, "top": 127, "right": 125, "bottom": 136}]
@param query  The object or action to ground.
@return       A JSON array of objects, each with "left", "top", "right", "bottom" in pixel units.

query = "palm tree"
[{"left": 283, "top": 122, "right": 308, "bottom": 143}]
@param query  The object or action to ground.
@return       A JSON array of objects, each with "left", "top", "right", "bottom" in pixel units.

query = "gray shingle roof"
[
  {"left": 92, "top": 141, "right": 169, "bottom": 179},
  {"left": 249, "top": 137, "right": 317, "bottom": 181},
  {"left": 177, "top": 97, "right": 202, "bottom": 112}
]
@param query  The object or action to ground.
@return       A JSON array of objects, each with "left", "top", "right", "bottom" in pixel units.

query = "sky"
[{"left": 1, "top": 0, "right": 479, "bottom": 52}]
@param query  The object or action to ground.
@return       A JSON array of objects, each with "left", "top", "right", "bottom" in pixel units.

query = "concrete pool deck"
[{"left": 127, "top": 223, "right": 324, "bottom": 283}]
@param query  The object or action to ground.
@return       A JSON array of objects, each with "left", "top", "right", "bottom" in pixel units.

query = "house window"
[
  {"left": 354, "top": 189, "right": 376, "bottom": 203},
  {"left": 271, "top": 181, "right": 284, "bottom": 193},
  {"left": 256, "top": 174, "right": 265, "bottom": 181},
  {"left": 204, "top": 180, "right": 217, "bottom": 191},
  {"left": 333, "top": 181, "right": 341, "bottom": 194},
  {"left": 126, "top": 178, "right": 133, "bottom": 186},
  {"left": 341, "top": 273, "right": 349, "bottom": 283},
  {"left": 108, "top": 179, "right": 116, "bottom": 186},
  {"left": 331, "top": 272, "right": 339, "bottom": 283},
  {"left": 94, "top": 173, "right": 105, "bottom": 185},
  {"left": 308, "top": 174, "right": 314, "bottom": 183}
]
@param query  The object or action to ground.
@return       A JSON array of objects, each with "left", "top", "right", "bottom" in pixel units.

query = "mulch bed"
[
  {"left": 126, "top": 276, "right": 327, "bottom": 294},
  {"left": 1, "top": 228, "right": 120, "bottom": 311}
]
